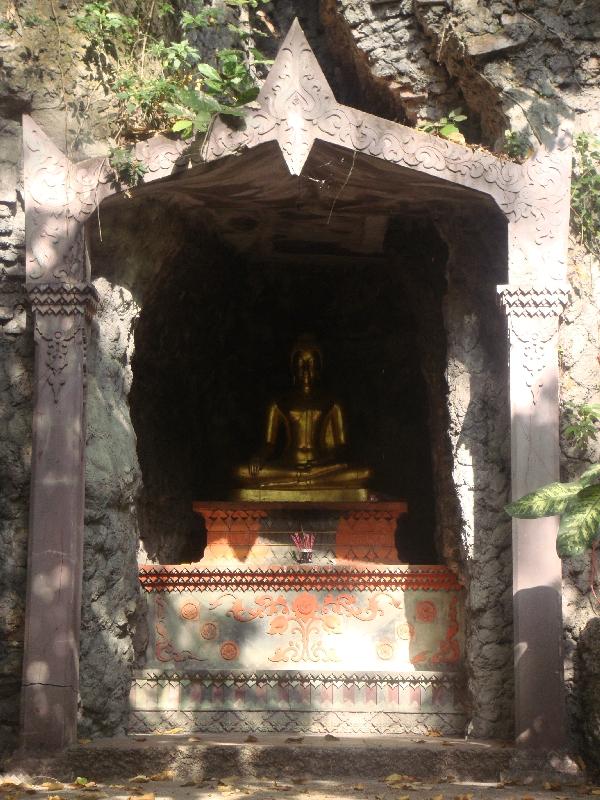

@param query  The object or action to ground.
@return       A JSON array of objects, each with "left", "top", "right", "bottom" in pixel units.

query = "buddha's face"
[{"left": 293, "top": 347, "right": 319, "bottom": 392}]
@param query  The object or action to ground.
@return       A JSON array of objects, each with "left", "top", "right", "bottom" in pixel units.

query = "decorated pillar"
[
  {"left": 499, "top": 282, "right": 570, "bottom": 749},
  {"left": 20, "top": 281, "right": 97, "bottom": 750},
  {"left": 20, "top": 116, "right": 102, "bottom": 751}
]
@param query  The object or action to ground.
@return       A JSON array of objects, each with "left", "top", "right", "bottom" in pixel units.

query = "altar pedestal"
[
  {"left": 195, "top": 501, "right": 406, "bottom": 565},
  {"left": 130, "top": 502, "right": 466, "bottom": 736}
]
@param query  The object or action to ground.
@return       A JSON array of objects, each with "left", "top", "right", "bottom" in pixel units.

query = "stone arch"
[{"left": 20, "top": 19, "right": 570, "bottom": 751}]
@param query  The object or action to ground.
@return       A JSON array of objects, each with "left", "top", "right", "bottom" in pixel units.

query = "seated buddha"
[{"left": 232, "top": 335, "right": 371, "bottom": 501}]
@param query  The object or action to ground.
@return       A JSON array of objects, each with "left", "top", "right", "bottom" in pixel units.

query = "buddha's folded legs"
[{"left": 235, "top": 462, "right": 371, "bottom": 488}]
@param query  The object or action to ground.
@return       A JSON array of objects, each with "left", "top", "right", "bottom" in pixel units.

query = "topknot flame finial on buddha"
[{"left": 233, "top": 335, "right": 371, "bottom": 501}]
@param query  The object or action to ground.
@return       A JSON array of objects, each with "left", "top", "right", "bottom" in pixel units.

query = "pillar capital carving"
[
  {"left": 27, "top": 282, "right": 99, "bottom": 318},
  {"left": 497, "top": 282, "right": 570, "bottom": 318}
]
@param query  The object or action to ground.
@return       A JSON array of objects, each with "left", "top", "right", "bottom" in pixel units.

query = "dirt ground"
[{"left": 1, "top": 769, "right": 599, "bottom": 800}]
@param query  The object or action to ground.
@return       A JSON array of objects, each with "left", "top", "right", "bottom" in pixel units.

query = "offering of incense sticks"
[{"left": 291, "top": 527, "right": 315, "bottom": 562}]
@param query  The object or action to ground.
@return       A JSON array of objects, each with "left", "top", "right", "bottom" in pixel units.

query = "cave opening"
[
  {"left": 87, "top": 135, "right": 508, "bottom": 583},
  {"left": 125, "top": 213, "right": 448, "bottom": 567}
]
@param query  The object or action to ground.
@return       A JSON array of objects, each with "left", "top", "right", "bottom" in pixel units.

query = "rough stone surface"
[
  {"left": 8, "top": 735, "right": 518, "bottom": 783},
  {"left": 442, "top": 214, "right": 512, "bottom": 740},
  {"left": 328, "top": 0, "right": 600, "bottom": 146},
  {"left": 0, "top": 272, "right": 31, "bottom": 756},
  {"left": 80, "top": 278, "right": 144, "bottom": 738},
  {"left": 559, "top": 243, "right": 600, "bottom": 759},
  {"left": 576, "top": 617, "right": 600, "bottom": 776},
  {"left": 388, "top": 212, "right": 512, "bottom": 739}
]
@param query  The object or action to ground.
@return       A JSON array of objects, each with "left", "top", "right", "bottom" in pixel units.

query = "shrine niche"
[
  {"left": 20, "top": 18, "right": 571, "bottom": 752},
  {"left": 133, "top": 503, "right": 465, "bottom": 735}
]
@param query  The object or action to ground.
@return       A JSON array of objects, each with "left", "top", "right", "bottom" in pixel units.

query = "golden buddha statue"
[{"left": 233, "top": 335, "right": 371, "bottom": 501}]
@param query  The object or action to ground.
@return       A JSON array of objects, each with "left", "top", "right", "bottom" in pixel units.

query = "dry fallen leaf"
[
  {"left": 324, "top": 733, "right": 339, "bottom": 741},
  {"left": 245, "top": 735, "right": 258, "bottom": 743},
  {"left": 285, "top": 736, "right": 303, "bottom": 743},
  {"left": 161, "top": 727, "right": 184, "bottom": 735},
  {"left": 218, "top": 778, "right": 239, "bottom": 787},
  {"left": 41, "top": 784, "right": 64, "bottom": 792},
  {"left": 150, "top": 772, "right": 173, "bottom": 782},
  {"left": 188, "top": 736, "right": 202, "bottom": 742},
  {"left": 179, "top": 782, "right": 196, "bottom": 788},
  {"left": 129, "top": 778, "right": 150, "bottom": 785},
  {"left": 431, "top": 794, "right": 444, "bottom": 800},
  {"left": 128, "top": 793, "right": 154, "bottom": 800},
  {"left": 353, "top": 785, "right": 364, "bottom": 792},
  {"left": 78, "top": 739, "right": 92, "bottom": 745},
  {"left": 427, "top": 730, "right": 443, "bottom": 737},
  {"left": 384, "top": 774, "right": 414, "bottom": 785}
]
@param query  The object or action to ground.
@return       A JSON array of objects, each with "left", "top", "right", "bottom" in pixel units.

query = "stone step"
[{"left": 12, "top": 735, "right": 518, "bottom": 783}]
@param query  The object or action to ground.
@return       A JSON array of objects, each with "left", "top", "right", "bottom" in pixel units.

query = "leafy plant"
[
  {"left": 160, "top": 48, "right": 266, "bottom": 138},
  {"left": 108, "top": 146, "right": 147, "bottom": 187},
  {"left": 417, "top": 108, "right": 468, "bottom": 144},
  {"left": 571, "top": 132, "right": 600, "bottom": 258},
  {"left": 75, "top": 0, "right": 271, "bottom": 142},
  {"left": 75, "top": 1, "right": 136, "bottom": 55},
  {"left": 502, "top": 129, "right": 530, "bottom": 161},
  {"left": 564, "top": 402, "right": 600, "bottom": 449},
  {"left": 505, "top": 463, "right": 600, "bottom": 558}
]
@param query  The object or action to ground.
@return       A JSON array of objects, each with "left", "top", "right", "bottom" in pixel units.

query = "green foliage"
[
  {"left": 502, "top": 129, "right": 530, "bottom": 161},
  {"left": 75, "top": 0, "right": 270, "bottom": 141},
  {"left": 22, "top": 14, "right": 45, "bottom": 27},
  {"left": 506, "top": 463, "right": 600, "bottom": 557},
  {"left": 564, "top": 402, "right": 600, "bottom": 449},
  {"left": 571, "top": 132, "right": 600, "bottom": 258},
  {"left": 557, "top": 484, "right": 600, "bottom": 557},
  {"left": 75, "top": 1, "right": 136, "bottom": 52},
  {"left": 505, "top": 482, "right": 582, "bottom": 519},
  {"left": 108, "top": 146, "right": 147, "bottom": 187},
  {"left": 417, "top": 108, "right": 468, "bottom": 144}
]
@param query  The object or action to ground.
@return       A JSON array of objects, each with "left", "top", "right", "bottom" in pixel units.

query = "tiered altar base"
[{"left": 130, "top": 503, "right": 466, "bottom": 736}]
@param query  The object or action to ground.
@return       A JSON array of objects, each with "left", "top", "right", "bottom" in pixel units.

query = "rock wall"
[
  {"left": 388, "top": 211, "right": 512, "bottom": 739},
  {"left": 441, "top": 214, "right": 512, "bottom": 740},
  {"left": 328, "top": 0, "right": 600, "bottom": 145},
  {"left": 559, "top": 244, "right": 600, "bottom": 762},
  {"left": 0, "top": 272, "right": 31, "bottom": 756},
  {"left": 80, "top": 278, "right": 143, "bottom": 738}
]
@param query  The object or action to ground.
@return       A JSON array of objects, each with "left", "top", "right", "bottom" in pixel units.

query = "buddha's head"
[{"left": 291, "top": 335, "right": 322, "bottom": 393}]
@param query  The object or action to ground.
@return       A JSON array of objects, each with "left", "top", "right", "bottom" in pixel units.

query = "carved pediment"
[{"left": 22, "top": 18, "right": 571, "bottom": 286}]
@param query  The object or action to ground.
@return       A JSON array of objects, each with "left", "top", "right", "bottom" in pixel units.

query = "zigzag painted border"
[
  {"left": 139, "top": 566, "right": 462, "bottom": 592},
  {"left": 133, "top": 669, "right": 463, "bottom": 688}
]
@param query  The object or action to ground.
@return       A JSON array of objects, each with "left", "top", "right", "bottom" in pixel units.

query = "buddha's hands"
[{"left": 249, "top": 457, "right": 264, "bottom": 477}]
